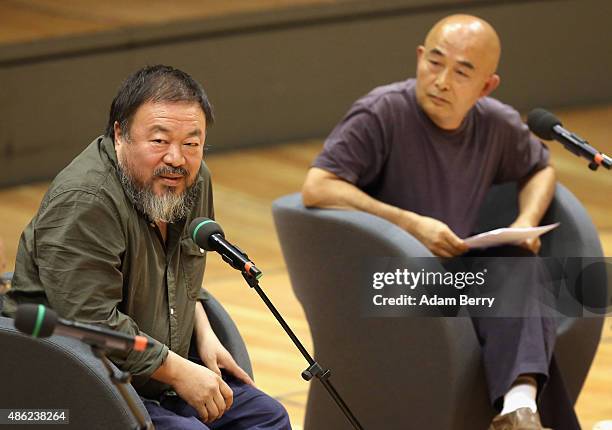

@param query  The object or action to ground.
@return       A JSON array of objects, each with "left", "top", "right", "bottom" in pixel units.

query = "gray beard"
[{"left": 117, "top": 165, "right": 199, "bottom": 223}]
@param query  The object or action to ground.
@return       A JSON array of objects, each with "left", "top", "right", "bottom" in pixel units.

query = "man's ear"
[
  {"left": 113, "top": 121, "right": 123, "bottom": 149},
  {"left": 416, "top": 45, "right": 425, "bottom": 61},
  {"left": 480, "top": 74, "right": 501, "bottom": 98}
]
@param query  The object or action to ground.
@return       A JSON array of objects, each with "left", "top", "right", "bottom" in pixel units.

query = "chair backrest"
[
  {"left": 476, "top": 183, "right": 604, "bottom": 258},
  {"left": 272, "top": 194, "right": 492, "bottom": 430}
]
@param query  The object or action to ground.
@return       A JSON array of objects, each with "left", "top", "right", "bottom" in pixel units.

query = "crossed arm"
[{"left": 302, "top": 165, "right": 556, "bottom": 257}]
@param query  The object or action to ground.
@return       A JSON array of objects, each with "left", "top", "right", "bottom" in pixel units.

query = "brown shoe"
[{"left": 489, "top": 407, "right": 552, "bottom": 430}]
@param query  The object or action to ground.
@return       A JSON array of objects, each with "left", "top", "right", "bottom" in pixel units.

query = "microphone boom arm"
[{"left": 239, "top": 256, "right": 365, "bottom": 429}]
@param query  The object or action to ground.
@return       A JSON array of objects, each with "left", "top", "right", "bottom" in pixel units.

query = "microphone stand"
[
  {"left": 240, "top": 271, "right": 365, "bottom": 430},
  {"left": 90, "top": 345, "right": 154, "bottom": 430}
]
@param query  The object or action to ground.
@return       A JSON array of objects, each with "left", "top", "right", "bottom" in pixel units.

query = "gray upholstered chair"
[
  {"left": 272, "top": 183, "right": 607, "bottom": 430},
  {"left": 0, "top": 278, "right": 252, "bottom": 430}
]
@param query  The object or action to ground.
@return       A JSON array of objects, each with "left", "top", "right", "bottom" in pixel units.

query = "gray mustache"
[{"left": 154, "top": 166, "right": 189, "bottom": 177}]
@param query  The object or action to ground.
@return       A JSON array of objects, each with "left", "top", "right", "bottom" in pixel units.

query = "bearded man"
[{"left": 2, "top": 65, "right": 290, "bottom": 430}]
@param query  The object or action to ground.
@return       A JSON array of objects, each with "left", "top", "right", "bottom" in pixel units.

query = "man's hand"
[
  {"left": 510, "top": 165, "right": 555, "bottom": 255},
  {"left": 194, "top": 301, "right": 254, "bottom": 387},
  {"left": 197, "top": 323, "right": 255, "bottom": 386},
  {"left": 399, "top": 213, "right": 469, "bottom": 258},
  {"left": 509, "top": 220, "right": 541, "bottom": 254},
  {"left": 172, "top": 355, "right": 233, "bottom": 423},
  {"left": 152, "top": 351, "right": 233, "bottom": 423}
]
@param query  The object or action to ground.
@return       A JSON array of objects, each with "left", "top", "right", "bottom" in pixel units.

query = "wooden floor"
[
  {"left": 0, "top": 104, "right": 611, "bottom": 428},
  {"left": 0, "top": 0, "right": 345, "bottom": 46}
]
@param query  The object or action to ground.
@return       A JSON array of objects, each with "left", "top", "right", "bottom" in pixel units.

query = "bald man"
[{"left": 302, "top": 15, "right": 575, "bottom": 430}]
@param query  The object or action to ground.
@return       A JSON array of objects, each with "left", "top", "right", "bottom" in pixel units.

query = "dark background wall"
[{"left": 1, "top": 0, "right": 611, "bottom": 187}]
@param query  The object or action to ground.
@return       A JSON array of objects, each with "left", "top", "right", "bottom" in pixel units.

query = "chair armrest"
[
  {"left": 202, "top": 295, "right": 253, "bottom": 379},
  {"left": 0, "top": 316, "right": 149, "bottom": 430}
]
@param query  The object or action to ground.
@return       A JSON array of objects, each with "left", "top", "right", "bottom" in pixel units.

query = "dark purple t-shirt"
[{"left": 313, "top": 79, "right": 549, "bottom": 238}]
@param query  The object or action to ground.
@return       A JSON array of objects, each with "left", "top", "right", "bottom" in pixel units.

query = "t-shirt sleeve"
[
  {"left": 32, "top": 190, "right": 168, "bottom": 379},
  {"left": 312, "top": 108, "right": 389, "bottom": 188},
  {"left": 493, "top": 106, "right": 550, "bottom": 184}
]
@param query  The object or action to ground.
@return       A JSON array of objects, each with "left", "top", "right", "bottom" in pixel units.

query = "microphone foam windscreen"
[
  {"left": 189, "top": 217, "right": 225, "bottom": 251},
  {"left": 527, "top": 108, "right": 562, "bottom": 140},
  {"left": 14, "top": 304, "right": 57, "bottom": 338}
]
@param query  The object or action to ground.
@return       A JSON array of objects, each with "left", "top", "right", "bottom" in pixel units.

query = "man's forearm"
[
  {"left": 193, "top": 300, "right": 211, "bottom": 342},
  {"left": 514, "top": 166, "right": 556, "bottom": 226},
  {"left": 302, "top": 167, "right": 469, "bottom": 257},
  {"left": 151, "top": 349, "right": 182, "bottom": 385},
  {"left": 151, "top": 302, "right": 207, "bottom": 385},
  {"left": 302, "top": 167, "right": 420, "bottom": 227}
]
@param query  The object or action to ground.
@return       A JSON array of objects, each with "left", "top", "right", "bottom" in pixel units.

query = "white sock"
[
  {"left": 594, "top": 420, "right": 612, "bottom": 430},
  {"left": 500, "top": 379, "right": 537, "bottom": 415}
]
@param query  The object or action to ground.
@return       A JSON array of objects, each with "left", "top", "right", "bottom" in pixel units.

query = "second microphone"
[{"left": 189, "top": 218, "right": 263, "bottom": 280}]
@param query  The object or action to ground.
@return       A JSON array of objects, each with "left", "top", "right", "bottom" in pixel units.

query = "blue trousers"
[
  {"left": 143, "top": 371, "right": 291, "bottom": 430},
  {"left": 444, "top": 246, "right": 579, "bottom": 430}
]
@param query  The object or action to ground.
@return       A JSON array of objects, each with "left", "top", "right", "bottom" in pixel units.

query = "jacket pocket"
[{"left": 180, "top": 238, "right": 206, "bottom": 300}]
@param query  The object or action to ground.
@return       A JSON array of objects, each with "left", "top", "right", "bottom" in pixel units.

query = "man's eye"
[
  {"left": 184, "top": 142, "right": 199, "bottom": 147},
  {"left": 456, "top": 70, "right": 469, "bottom": 77}
]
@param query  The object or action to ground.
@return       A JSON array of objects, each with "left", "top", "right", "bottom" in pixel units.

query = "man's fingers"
[
  {"left": 235, "top": 367, "right": 255, "bottom": 386},
  {"left": 433, "top": 241, "right": 466, "bottom": 258},
  {"left": 525, "top": 238, "right": 541, "bottom": 254},
  {"left": 210, "top": 389, "right": 227, "bottom": 420},
  {"left": 456, "top": 242, "right": 470, "bottom": 254},
  {"left": 224, "top": 358, "right": 255, "bottom": 386},
  {"left": 445, "top": 242, "right": 466, "bottom": 256},
  {"left": 433, "top": 245, "right": 454, "bottom": 258},
  {"left": 198, "top": 405, "right": 209, "bottom": 423},
  {"left": 204, "top": 357, "right": 222, "bottom": 377},
  {"left": 435, "top": 236, "right": 461, "bottom": 258},
  {"left": 445, "top": 232, "right": 468, "bottom": 254},
  {"left": 531, "top": 237, "right": 541, "bottom": 253},
  {"left": 219, "top": 379, "right": 234, "bottom": 410},
  {"left": 204, "top": 398, "right": 220, "bottom": 423}
]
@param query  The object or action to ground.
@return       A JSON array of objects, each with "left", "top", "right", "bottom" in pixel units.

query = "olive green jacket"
[{"left": 3, "top": 136, "right": 213, "bottom": 398}]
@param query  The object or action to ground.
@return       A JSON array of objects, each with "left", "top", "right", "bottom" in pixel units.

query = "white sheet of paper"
[{"left": 464, "top": 223, "right": 560, "bottom": 249}]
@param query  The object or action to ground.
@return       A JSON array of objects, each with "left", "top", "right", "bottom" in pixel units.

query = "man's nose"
[
  {"left": 434, "top": 68, "right": 451, "bottom": 91},
  {"left": 163, "top": 143, "right": 186, "bottom": 167}
]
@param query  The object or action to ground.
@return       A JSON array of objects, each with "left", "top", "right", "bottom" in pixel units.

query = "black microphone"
[
  {"left": 14, "top": 304, "right": 154, "bottom": 352},
  {"left": 189, "top": 217, "right": 263, "bottom": 280},
  {"left": 527, "top": 108, "right": 611, "bottom": 171}
]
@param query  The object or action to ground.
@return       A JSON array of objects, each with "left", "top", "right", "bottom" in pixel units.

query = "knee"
[
  {"left": 266, "top": 397, "right": 291, "bottom": 426},
  {"left": 253, "top": 395, "right": 291, "bottom": 428}
]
